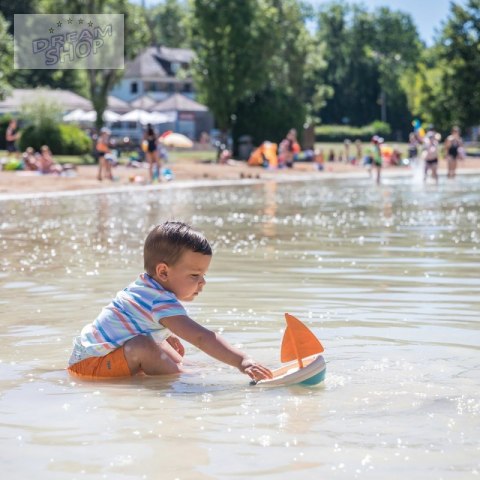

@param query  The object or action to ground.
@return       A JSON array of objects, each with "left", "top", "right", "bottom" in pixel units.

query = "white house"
[{"left": 110, "top": 46, "right": 195, "bottom": 104}]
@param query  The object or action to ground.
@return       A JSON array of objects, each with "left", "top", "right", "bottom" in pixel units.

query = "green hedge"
[
  {"left": 315, "top": 121, "right": 392, "bottom": 142},
  {"left": 18, "top": 123, "right": 92, "bottom": 155},
  {"left": 0, "top": 115, "right": 13, "bottom": 150}
]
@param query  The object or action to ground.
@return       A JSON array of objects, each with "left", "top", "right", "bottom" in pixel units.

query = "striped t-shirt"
[{"left": 69, "top": 273, "right": 187, "bottom": 365}]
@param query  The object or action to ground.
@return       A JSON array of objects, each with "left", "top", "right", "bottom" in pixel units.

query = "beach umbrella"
[
  {"left": 147, "top": 111, "right": 174, "bottom": 125},
  {"left": 103, "top": 110, "right": 121, "bottom": 122},
  {"left": 159, "top": 132, "right": 194, "bottom": 148},
  {"left": 120, "top": 109, "right": 175, "bottom": 125},
  {"left": 119, "top": 109, "right": 152, "bottom": 124},
  {"left": 63, "top": 109, "right": 86, "bottom": 122},
  {"left": 79, "top": 110, "right": 97, "bottom": 122},
  {"left": 76, "top": 110, "right": 121, "bottom": 122}
]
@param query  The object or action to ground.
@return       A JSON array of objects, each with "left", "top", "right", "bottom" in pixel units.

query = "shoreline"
[{"left": 1, "top": 157, "right": 479, "bottom": 200}]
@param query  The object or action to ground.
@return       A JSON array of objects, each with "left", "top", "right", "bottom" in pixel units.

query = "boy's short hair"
[{"left": 144, "top": 221, "right": 212, "bottom": 275}]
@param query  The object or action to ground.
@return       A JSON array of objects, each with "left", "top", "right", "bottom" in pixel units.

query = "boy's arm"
[{"left": 160, "top": 315, "right": 272, "bottom": 381}]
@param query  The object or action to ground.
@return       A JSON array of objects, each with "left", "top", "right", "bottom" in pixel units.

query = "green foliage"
[
  {"left": 190, "top": 0, "right": 325, "bottom": 149},
  {"left": 0, "top": 114, "right": 14, "bottom": 149},
  {"left": 148, "top": 0, "right": 190, "bottom": 47},
  {"left": 0, "top": 0, "right": 38, "bottom": 34},
  {"left": 190, "top": 0, "right": 280, "bottom": 131},
  {"left": 20, "top": 95, "right": 63, "bottom": 130},
  {"left": 12, "top": 68, "right": 90, "bottom": 100},
  {"left": 233, "top": 88, "right": 306, "bottom": 148},
  {"left": 57, "top": 124, "right": 93, "bottom": 155},
  {"left": 403, "top": 1, "right": 480, "bottom": 132},
  {"left": 0, "top": 13, "right": 13, "bottom": 100},
  {"left": 437, "top": 0, "right": 480, "bottom": 129},
  {"left": 232, "top": 0, "right": 322, "bottom": 148},
  {"left": 18, "top": 124, "right": 59, "bottom": 152},
  {"left": 314, "top": 121, "right": 391, "bottom": 142},
  {"left": 1, "top": 2, "right": 89, "bottom": 98},
  {"left": 315, "top": 2, "right": 421, "bottom": 137},
  {"left": 18, "top": 95, "right": 91, "bottom": 154},
  {"left": 40, "top": 0, "right": 151, "bottom": 131},
  {"left": 400, "top": 51, "right": 447, "bottom": 130},
  {"left": 19, "top": 123, "right": 92, "bottom": 155}
]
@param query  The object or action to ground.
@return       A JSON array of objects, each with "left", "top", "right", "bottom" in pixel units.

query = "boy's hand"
[
  {"left": 166, "top": 335, "right": 185, "bottom": 357},
  {"left": 240, "top": 358, "right": 273, "bottom": 381}
]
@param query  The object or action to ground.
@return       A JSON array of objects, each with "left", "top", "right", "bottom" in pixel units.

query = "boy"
[{"left": 68, "top": 221, "right": 272, "bottom": 382}]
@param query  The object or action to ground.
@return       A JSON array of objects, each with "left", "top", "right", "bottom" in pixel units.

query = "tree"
[
  {"left": 41, "top": 0, "right": 151, "bottom": 132},
  {"left": 400, "top": 46, "right": 447, "bottom": 131},
  {"left": 189, "top": 0, "right": 279, "bottom": 133},
  {"left": 233, "top": 0, "right": 328, "bottom": 146},
  {"left": 370, "top": 7, "right": 422, "bottom": 134},
  {"left": 0, "top": 1, "right": 90, "bottom": 98},
  {"left": 0, "top": 0, "right": 37, "bottom": 34},
  {"left": 0, "top": 13, "right": 13, "bottom": 100},
  {"left": 438, "top": 0, "right": 480, "bottom": 129},
  {"left": 314, "top": 2, "right": 421, "bottom": 137},
  {"left": 147, "top": 0, "right": 190, "bottom": 48},
  {"left": 316, "top": 2, "right": 358, "bottom": 124},
  {"left": 405, "top": 1, "right": 480, "bottom": 133}
]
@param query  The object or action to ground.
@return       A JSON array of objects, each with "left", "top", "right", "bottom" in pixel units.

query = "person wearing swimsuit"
[
  {"left": 444, "top": 126, "right": 463, "bottom": 179},
  {"left": 143, "top": 123, "right": 160, "bottom": 182}
]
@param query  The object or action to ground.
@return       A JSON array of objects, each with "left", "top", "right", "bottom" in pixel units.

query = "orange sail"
[{"left": 281, "top": 313, "right": 324, "bottom": 368}]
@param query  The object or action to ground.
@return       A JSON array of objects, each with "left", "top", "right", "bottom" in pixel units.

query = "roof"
[
  {"left": 152, "top": 93, "right": 208, "bottom": 112},
  {"left": 107, "top": 95, "right": 130, "bottom": 112},
  {"left": 129, "top": 94, "right": 158, "bottom": 110},
  {"left": 123, "top": 46, "right": 194, "bottom": 79},
  {"left": 155, "top": 45, "right": 194, "bottom": 64},
  {"left": 0, "top": 88, "right": 92, "bottom": 112}
]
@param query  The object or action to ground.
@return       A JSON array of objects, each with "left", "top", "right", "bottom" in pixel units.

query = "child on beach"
[
  {"left": 422, "top": 128, "right": 441, "bottom": 184},
  {"left": 67, "top": 221, "right": 272, "bottom": 382}
]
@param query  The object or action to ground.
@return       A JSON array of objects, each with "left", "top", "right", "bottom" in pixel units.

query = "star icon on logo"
[
  {"left": 88, "top": 21, "right": 94, "bottom": 27},
  {"left": 49, "top": 27, "right": 54, "bottom": 34},
  {"left": 57, "top": 21, "right": 62, "bottom": 28},
  {"left": 78, "top": 18, "right": 84, "bottom": 25},
  {"left": 67, "top": 17, "right": 73, "bottom": 24}
]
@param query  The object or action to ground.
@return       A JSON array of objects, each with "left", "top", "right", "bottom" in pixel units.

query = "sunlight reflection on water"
[{"left": 1, "top": 176, "right": 479, "bottom": 479}]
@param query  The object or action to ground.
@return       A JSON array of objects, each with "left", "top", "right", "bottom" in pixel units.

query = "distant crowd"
[
  {"left": 2, "top": 117, "right": 466, "bottom": 186},
  {"left": 247, "top": 124, "right": 465, "bottom": 185},
  {"left": 2, "top": 119, "right": 76, "bottom": 174},
  {"left": 22, "top": 145, "right": 76, "bottom": 174}
]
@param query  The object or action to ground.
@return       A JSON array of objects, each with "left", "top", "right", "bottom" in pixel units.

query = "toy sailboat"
[{"left": 254, "top": 313, "right": 326, "bottom": 387}]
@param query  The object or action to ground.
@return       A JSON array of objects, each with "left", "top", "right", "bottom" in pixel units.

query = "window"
[
  {"left": 130, "top": 82, "right": 138, "bottom": 94},
  {"left": 145, "top": 82, "right": 159, "bottom": 92}
]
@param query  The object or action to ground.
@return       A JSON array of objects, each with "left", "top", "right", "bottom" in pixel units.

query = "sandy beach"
[{"left": 1, "top": 156, "right": 480, "bottom": 197}]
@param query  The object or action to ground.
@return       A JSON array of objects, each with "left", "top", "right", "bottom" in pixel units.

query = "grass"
[
  {"left": 4, "top": 141, "right": 477, "bottom": 167},
  {"left": 0, "top": 148, "right": 217, "bottom": 166}
]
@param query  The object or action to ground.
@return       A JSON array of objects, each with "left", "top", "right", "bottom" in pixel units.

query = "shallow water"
[{"left": 1, "top": 176, "right": 479, "bottom": 479}]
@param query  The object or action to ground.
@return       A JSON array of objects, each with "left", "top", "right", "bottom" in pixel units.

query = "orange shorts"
[{"left": 67, "top": 346, "right": 131, "bottom": 379}]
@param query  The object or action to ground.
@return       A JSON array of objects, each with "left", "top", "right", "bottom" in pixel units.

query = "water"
[{"left": 1, "top": 176, "right": 479, "bottom": 479}]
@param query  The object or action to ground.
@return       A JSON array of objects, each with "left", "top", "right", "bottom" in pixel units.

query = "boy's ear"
[{"left": 155, "top": 262, "right": 169, "bottom": 280}]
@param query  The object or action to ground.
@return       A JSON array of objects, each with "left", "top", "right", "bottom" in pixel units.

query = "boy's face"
[{"left": 156, "top": 250, "right": 211, "bottom": 301}]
